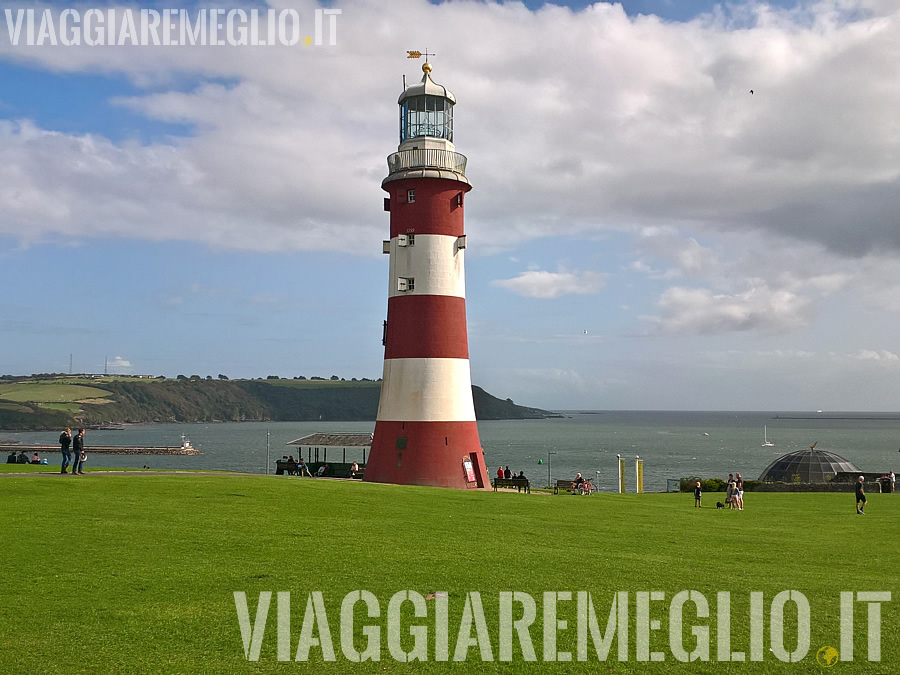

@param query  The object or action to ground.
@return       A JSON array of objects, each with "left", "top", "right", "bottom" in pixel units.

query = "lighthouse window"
[
  {"left": 407, "top": 189, "right": 415, "bottom": 203},
  {"left": 401, "top": 96, "right": 454, "bottom": 142}
]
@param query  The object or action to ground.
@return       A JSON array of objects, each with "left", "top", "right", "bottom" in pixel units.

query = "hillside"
[{"left": 0, "top": 376, "right": 555, "bottom": 430}]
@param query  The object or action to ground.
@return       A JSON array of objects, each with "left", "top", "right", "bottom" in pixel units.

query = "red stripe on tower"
[{"left": 365, "top": 61, "right": 490, "bottom": 490}]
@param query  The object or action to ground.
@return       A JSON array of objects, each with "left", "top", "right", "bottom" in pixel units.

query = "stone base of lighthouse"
[{"left": 365, "top": 420, "right": 490, "bottom": 489}]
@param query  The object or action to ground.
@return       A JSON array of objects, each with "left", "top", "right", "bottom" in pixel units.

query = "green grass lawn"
[
  {"left": 0, "top": 477, "right": 896, "bottom": 673},
  {"left": 0, "top": 382, "right": 112, "bottom": 403},
  {"left": 0, "top": 464, "right": 215, "bottom": 474}
]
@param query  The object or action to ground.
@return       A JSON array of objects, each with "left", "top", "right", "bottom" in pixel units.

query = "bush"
[
  {"left": 702, "top": 478, "right": 727, "bottom": 493},
  {"left": 679, "top": 476, "right": 727, "bottom": 493},
  {"left": 680, "top": 476, "right": 701, "bottom": 492}
]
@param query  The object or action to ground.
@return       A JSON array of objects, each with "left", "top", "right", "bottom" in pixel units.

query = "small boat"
[
  {"left": 762, "top": 425, "right": 775, "bottom": 447},
  {"left": 180, "top": 434, "right": 194, "bottom": 451}
]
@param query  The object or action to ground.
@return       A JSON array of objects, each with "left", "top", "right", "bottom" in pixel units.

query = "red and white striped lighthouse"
[{"left": 364, "top": 61, "right": 490, "bottom": 489}]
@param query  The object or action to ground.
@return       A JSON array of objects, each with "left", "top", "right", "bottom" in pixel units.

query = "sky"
[{"left": 2, "top": 0, "right": 900, "bottom": 411}]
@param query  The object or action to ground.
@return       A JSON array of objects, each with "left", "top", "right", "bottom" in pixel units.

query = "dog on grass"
[{"left": 716, "top": 501, "right": 725, "bottom": 509}]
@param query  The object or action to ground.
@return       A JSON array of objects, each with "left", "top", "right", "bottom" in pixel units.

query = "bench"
[
  {"left": 276, "top": 461, "right": 365, "bottom": 479},
  {"left": 554, "top": 479, "right": 574, "bottom": 494},
  {"left": 554, "top": 479, "right": 593, "bottom": 495},
  {"left": 493, "top": 478, "right": 530, "bottom": 494},
  {"left": 275, "top": 460, "right": 305, "bottom": 476}
]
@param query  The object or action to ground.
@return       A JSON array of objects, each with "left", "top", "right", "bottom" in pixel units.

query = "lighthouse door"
[{"left": 462, "top": 456, "right": 477, "bottom": 488}]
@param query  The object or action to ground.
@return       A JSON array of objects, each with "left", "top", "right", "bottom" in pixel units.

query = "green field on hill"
[
  {"left": 1, "top": 476, "right": 896, "bottom": 673},
  {"left": 0, "top": 382, "right": 112, "bottom": 403},
  {"left": 0, "top": 377, "right": 548, "bottom": 430}
]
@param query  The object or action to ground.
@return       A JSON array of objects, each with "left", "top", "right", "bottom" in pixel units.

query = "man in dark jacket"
[
  {"left": 856, "top": 476, "right": 867, "bottom": 515},
  {"left": 71, "top": 428, "right": 86, "bottom": 475},
  {"left": 59, "top": 427, "right": 72, "bottom": 474}
]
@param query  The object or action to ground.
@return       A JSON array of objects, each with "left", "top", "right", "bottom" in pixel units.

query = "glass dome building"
[{"left": 758, "top": 446, "right": 860, "bottom": 483}]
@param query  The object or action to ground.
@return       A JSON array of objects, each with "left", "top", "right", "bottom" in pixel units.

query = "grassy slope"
[
  {"left": 0, "top": 476, "right": 896, "bottom": 673},
  {"left": 0, "top": 378, "right": 550, "bottom": 429},
  {"left": 0, "top": 383, "right": 112, "bottom": 403}
]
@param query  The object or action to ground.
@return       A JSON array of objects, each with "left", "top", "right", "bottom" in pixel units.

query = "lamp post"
[
  {"left": 266, "top": 429, "right": 270, "bottom": 475},
  {"left": 548, "top": 450, "right": 557, "bottom": 489},
  {"left": 596, "top": 470, "right": 601, "bottom": 494}
]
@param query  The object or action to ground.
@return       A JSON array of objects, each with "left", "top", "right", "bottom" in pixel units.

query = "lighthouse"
[{"left": 364, "top": 61, "right": 490, "bottom": 489}]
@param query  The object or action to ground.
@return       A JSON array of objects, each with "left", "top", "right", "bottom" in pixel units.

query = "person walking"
[
  {"left": 735, "top": 472, "right": 744, "bottom": 510},
  {"left": 693, "top": 481, "right": 702, "bottom": 507},
  {"left": 856, "top": 476, "right": 867, "bottom": 514},
  {"left": 71, "top": 428, "right": 86, "bottom": 475},
  {"left": 59, "top": 427, "right": 72, "bottom": 474}
]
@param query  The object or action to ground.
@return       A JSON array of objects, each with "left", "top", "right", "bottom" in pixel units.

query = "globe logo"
[
  {"left": 301, "top": 36, "right": 313, "bottom": 47},
  {"left": 816, "top": 645, "right": 839, "bottom": 667}
]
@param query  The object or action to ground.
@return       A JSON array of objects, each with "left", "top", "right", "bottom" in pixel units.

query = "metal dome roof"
[
  {"left": 398, "top": 65, "right": 456, "bottom": 105},
  {"left": 758, "top": 447, "right": 860, "bottom": 483}
]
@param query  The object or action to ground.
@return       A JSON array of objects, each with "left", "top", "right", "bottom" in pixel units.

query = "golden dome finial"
[{"left": 422, "top": 62, "right": 432, "bottom": 74}]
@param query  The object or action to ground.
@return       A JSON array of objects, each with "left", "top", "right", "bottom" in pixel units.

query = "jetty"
[{"left": 6, "top": 445, "right": 202, "bottom": 456}]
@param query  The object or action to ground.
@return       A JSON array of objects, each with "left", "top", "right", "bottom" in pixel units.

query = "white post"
[
  {"left": 616, "top": 454, "right": 623, "bottom": 494},
  {"left": 635, "top": 455, "right": 640, "bottom": 493},
  {"left": 266, "top": 429, "right": 270, "bottom": 475}
]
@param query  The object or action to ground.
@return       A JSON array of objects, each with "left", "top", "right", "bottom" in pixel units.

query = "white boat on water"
[
  {"left": 762, "top": 425, "right": 775, "bottom": 447},
  {"left": 181, "top": 434, "right": 194, "bottom": 451}
]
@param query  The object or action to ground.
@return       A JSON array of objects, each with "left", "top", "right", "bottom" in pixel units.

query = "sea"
[{"left": 4, "top": 411, "right": 899, "bottom": 491}]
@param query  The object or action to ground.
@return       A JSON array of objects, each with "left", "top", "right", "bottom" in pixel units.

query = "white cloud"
[
  {"left": 492, "top": 269, "right": 607, "bottom": 299},
  {"left": 646, "top": 283, "right": 812, "bottom": 334},
  {"left": 852, "top": 349, "right": 900, "bottom": 361},
  {"left": 631, "top": 228, "right": 719, "bottom": 279},
  {"left": 108, "top": 355, "right": 131, "bottom": 369},
  {"left": 0, "top": 0, "right": 899, "bottom": 259}
]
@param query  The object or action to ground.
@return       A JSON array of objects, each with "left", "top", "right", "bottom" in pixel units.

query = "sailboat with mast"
[{"left": 762, "top": 425, "right": 775, "bottom": 447}]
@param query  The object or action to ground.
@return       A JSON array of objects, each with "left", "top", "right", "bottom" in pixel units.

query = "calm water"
[{"left": 5, "top": 411, "right": 900, "bottom": 491}]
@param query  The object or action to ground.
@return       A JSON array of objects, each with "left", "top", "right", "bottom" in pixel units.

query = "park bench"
[
  {"left": 555, "top": 479, "right": 594, "bottom": 495},
  {"left": 493, "top": 477, "right": 530, "bottom": 494},
  {"left": 554, "top": 479, "right": 594, "bottom": 495},
  {"left": 276, "top": 461, "right": 364, "bottom": 479},
  {"left": 275, "top": 460, "right": 301, "bottom": 476},
  {"left": 554, "top": 479, "right": 574, "bottom": 494}
]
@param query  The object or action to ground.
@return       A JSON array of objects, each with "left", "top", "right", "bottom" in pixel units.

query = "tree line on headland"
[{"left": 0, "top": 374, "right": 555, "bottom": 430}]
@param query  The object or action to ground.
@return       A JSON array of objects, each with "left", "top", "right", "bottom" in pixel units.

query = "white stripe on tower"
[
  {"left": 388, "top": 234, "right": 466, "bottom": 299},
  {"left": 377, "top": 357, "right": 476, "bottom": 421}
]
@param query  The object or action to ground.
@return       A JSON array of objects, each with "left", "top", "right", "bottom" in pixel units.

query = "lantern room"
[{"left": 398, "top": 63, "right": 456, "bottom": 147}]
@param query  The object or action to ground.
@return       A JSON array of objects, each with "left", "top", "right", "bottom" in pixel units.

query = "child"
[{"left": 693, "top": 481, "right": 702, "bottom": 507}]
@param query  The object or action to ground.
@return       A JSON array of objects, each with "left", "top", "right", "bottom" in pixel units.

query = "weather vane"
[{"left": 406, "top": 48, "right": 435, "bottom": 61}]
